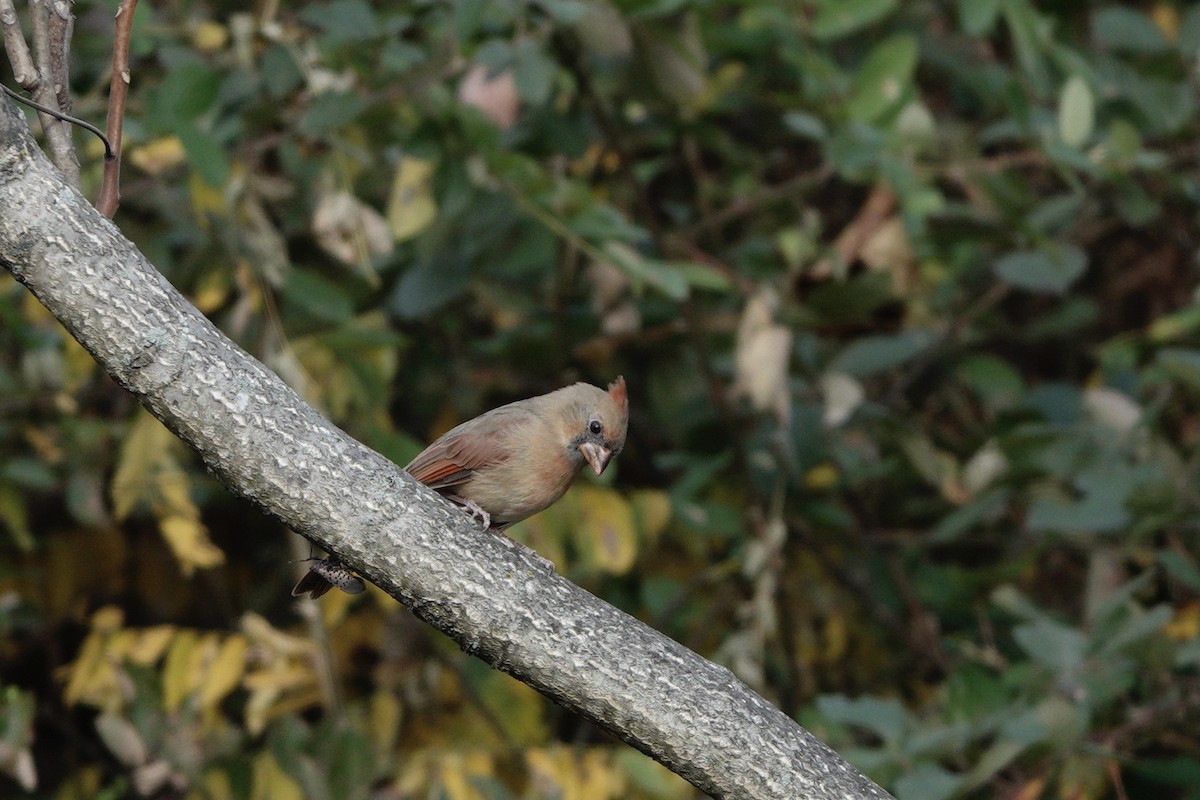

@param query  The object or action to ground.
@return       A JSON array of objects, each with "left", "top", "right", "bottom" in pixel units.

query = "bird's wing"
[{"left": 404, "top": 405, "right": 530, "bottom": 489}]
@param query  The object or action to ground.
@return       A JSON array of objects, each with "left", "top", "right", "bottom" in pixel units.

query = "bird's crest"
[{"left": 607, "top": 376, "right": 628, "bottom": 414}]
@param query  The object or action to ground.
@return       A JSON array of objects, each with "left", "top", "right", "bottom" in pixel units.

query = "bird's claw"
[{"left": 462, "top": 498, "right": 491, "bottom": 530}]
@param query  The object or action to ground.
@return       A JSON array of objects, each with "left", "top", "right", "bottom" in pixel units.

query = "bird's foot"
[{"left": 461, "top": 498, "right": 491, "bottom": 530}]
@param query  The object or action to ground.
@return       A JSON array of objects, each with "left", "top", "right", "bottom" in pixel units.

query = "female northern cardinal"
[{"left": 293, "top": 376, "right": 629, "bottom": 598}]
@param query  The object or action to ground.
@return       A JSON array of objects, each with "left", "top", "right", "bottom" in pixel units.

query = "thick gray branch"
[{"left": 0, "top": 95, "right": 892, "bottom": 800}]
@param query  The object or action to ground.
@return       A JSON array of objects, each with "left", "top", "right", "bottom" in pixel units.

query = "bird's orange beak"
[{"left": 578, "top": 441, "right": 614, "bottom": 476}]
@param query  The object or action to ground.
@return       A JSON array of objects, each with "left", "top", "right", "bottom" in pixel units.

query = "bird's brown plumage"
[{"left": 292, "top": 377, "right": 628, "bottom": 598}]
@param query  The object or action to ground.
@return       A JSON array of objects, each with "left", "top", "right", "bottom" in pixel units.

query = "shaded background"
[{"left": 3, "top": 0, "right": 1200, "bottom": 797}]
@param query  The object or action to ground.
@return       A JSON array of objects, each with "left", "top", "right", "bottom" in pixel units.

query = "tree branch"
[
  {"left": 27, "top": 0, "right": 78, "bottom": 184},
  {"left": 97, "top": 0, "right": 136, "bottom": 217},
  {"left": 0, "top": 93, "right": 892, "bottom": 800}
]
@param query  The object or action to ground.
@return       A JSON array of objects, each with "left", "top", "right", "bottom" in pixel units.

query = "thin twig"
[
  {"left": 28, "top": 0, "right": 79, "bottom": 184},
  {"left": 46, "top": 0, "right": 70, "bottom": 112},
  {"left": 0, "top": 0, "right": 37, "bottom": 87},
  {"left": 97, "top": 0, "right": 137, "bottom": 217},
  {"left": 682, "top": 165, "right": 834, "bottom": 240},
  {"left": 0, "top": 83, "right": 112, "bottom": 156}
]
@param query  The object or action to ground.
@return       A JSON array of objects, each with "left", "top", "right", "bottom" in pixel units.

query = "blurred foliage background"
[{"left": 3, "top": 0, "right": 1200, "bottom": 797}]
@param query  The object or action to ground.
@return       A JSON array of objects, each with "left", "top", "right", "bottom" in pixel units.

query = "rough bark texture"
[{"left": 0, "top": 94, "right": 893, "bottom": 800}]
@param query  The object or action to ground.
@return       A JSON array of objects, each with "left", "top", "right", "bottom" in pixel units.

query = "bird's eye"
[{"left": 588, "top": 419, "right": 603, "bottom": 435}]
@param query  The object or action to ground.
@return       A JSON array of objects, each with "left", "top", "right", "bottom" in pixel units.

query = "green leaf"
[
  {"left": 1156, "top": 349, "right": 1200, "bottom": 389},
  {"left": 1013, "top": 619, "right": 1086, "bottom": 671},
  {"left": 155, "top": 64, "right": 221, "bottom": 123},
  {"left": 176, "top": 122, "right": 229, "bottom": 187},
  {"left": 284, "top": 269, "right": 355, "bottom": 323},
  {"left": 1097, "top": 604, "right": 1172, "bottom": 657},
  {"left": 1157, "top": 550, "right": 1200, "bottom": 593},
  {"left": 261, "top": 45, "right": 304, "bottom": 99},
  {"left": 958, "top": 0, "right": 1001, "bottom": 34},
  {"left": 605, "top": 243, "right": 689, "bottom": 301},
  {"left": 299, "top": 92, "right": 368, "bottom": 136},
  {"left": 388, "top": 254, "right": 471, "bottom": 319},
  {"left": 811, "top": 0, "right": 898, "bottom": 40},
  {"left": 1002, "top": 0, "right": 1053, "bottom": 96},
  {"left": 1091, "top": 7, "right": 1169, "bottom": 53},
  {"left": 513, "top": 38, "right": 555, "bottom": 105},
  {"left": 816, "top": 694, "right": 907, "bottom": 746},
  {"left": 894, "top": 762, "right": 963, "bottom": 800},
  {"left": 299, "top": 0, "right": 379, "bottom": 44},
  {"left": 958, "top": 354, "right": 1023, "bottom": 410},
  {"left": 993, "top": 243, "right": 1087, "bottom": 294},
  {"left": 783, "top": 112, "right": 828, "bottom": 141},
  {"left": 671, "top": 261, "right": 732, "bottom": 292},
  {"left": 930, "top": 488, "right": 1009, "bottom": 543},
  {"left": 1058, "top": 75, "right": 1094, "bottom": 148},
  {"left": 847, "top": 35, "right": 919, "bottom": 123},
  {"left": 828, "top": 330, "right": 933, "bottom": 377}
]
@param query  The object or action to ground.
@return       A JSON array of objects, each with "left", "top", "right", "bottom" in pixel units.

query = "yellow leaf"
[
  {"left": 803, "top": 463, "right": 839, "bottom": 490},
  {"left": 129, "top": 137, "right": 186, "bottom": 176},
  {"left": 436, "top": 751, "right": 494, "bottom": 800},
  {"left": 192, "top": 20, "right": 228, "bottom": 52},
  {"left": 162, "top": 631, "right": 199, "bottom": 712},
  {"left": 187, "top": 769, "right": 234, "bottom": 800},
  {"left": 191, "top": 269, "right": 230, "bottom": 314},
  {"left": 629, "top": 489, "right": 672, "bottom": 544},
  {"left": 62, "top": 631, "right": 112, "bottom": 706},
  {"left": 527, "top": 746, "right": 627, "bottom": 800},
  {"left": 251, "top": 753, "right": 303, "bottom": 800},
  {"left": 240, "top": 613, "right": 315, "bottom": 657},
  {"left": 1151, "top": 2, "right": 1179, "bottom": 42},
  {"left": 92, "top": 606, "right": 125, "bottom": 633},
  {"left": 369, "top": 690, "right": 403, "bottom": 761},
  {"left": 242, "top": 665, "right": 316, "bottom": 692},
  {"left": 111, "top": 412, "right": 176, "bottom": 520},
  {"left": 386, "top": 157, "right": 437, "bottom": 241},
  {"left": 579, "top": 747, "right": 627, "bottom": 799},
  {"left": 823, "top": 613, "right": 849, "bottom": 663},
  {"left": 0, "top": 483, "right": 33, "bottom": 551},
  {"left": 159, "top": 514, "right": 225, "bottom": 575},
  {"left": 1166, "top": 602, "right": 1200, "bottom": 641},
  {"left": 243, "top": 683, "right": 280, "bottom": 738},
  {"left": 574, "top": 486, "right": 638, "bottom": 575},
  {"left": 613, "top": 749, "right": 691, "bottom": 798},
  {"left": 189, "top": 172, "right": 227, "bottom": 219},
  {"left": 478, "top": 673, "right": 547, "bottom": 746},
  {"left": 198, "top": 635, "right": 248, "bottom": 710},
  {"left": 127, "top": 626, "right": 176, "bottom": 666}
]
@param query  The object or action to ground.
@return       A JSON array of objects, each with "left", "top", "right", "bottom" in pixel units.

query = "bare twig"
[
  {"left": 0, "top": 0, "right": 37, "bottom": 87},
  {"left": 97, "top": 0, "right": 137, "bottom": 217},
  {"left": 808, "top": 182, "right": 896, "bottom": 280},
  {"left": 0, "top": 83, "right": 111, "bottom": 156},
  {"left": 46, "top": 0, "right": 70, "bottom": 112},
  {"left": 681, "top": 165, "right": 834, "bottom": 240},
  {"left": 28, "top": 0, "right": 79, "bottom": 184}
]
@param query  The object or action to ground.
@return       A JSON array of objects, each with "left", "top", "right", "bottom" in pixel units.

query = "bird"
[{"left": 292, "top": 376, "right": 629, "bottom": 598}]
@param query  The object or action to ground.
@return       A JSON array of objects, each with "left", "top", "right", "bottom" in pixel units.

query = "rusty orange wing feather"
[{"left": 404, "top": 405, "right": 530, "bottom": 490}]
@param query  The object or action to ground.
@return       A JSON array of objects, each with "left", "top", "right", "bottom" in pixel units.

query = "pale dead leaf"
[
  {"left": 820, "top": 372, "right": 864, "bottom": 428},
  {"left": 313, "top": 191, "right": 394, "bottom": 268},
  {"left": 586, "top": 260, "right": 641, "bottom": 336},
  {"left": 458, "top": 65, "right": 520, "bottom": 130},
  {"left": 733, "top": 290, "right": 791, "bottom": 422},
  {"left": 860, "top": 216, "right": 917, "bottom": 295},
  {"left": 1083, "top": 387, "right": 1141, "bottom": 434}
]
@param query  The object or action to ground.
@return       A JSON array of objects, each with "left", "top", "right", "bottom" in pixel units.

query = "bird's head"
[{"left": 558, "top": 376, "right": 629, "bottom": 476}]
